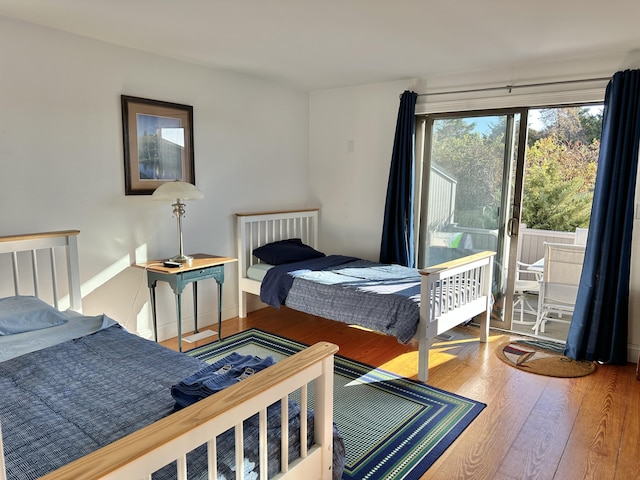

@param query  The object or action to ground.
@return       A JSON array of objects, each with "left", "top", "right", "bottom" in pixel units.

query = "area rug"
[
  {"left": 496, "top": 339, "right": 596, "bottom": 377},
  {"left": 187, "top": 328, "right": 486, "bottom": 480}
]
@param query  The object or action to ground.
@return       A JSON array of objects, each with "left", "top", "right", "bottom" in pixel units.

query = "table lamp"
[{"left": 152, "top": 181, "right": 204, "bottom": 264}]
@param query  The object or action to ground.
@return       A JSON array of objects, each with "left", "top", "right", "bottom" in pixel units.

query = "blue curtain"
[
  {"left": 380, "top": 90, "right": 418, "bottom": 266},
  {"left": 565, "top": 69, "right": 640, "bottom": 364}
]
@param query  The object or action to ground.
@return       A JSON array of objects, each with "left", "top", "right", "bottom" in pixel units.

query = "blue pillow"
[
  {"left": 0, "top": 296, "right": 69, "bottom": 335},
  {"left": 253, "top": 238, "right": 325, "bottom": 265}
]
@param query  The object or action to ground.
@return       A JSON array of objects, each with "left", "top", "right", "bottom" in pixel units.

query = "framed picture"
[{"left": 121, "top": 95, "right": 195, "bottom": 195}]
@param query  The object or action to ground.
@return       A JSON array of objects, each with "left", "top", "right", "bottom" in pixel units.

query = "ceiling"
[{"left": 1, "top": 0, "right": 639, "bottom": 91}]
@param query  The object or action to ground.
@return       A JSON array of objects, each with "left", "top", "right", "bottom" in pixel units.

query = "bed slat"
[
  {"left": 235, "top": 424, "right": 244, "bottom": 480},
  {"left": 49, "top": 247, "right": 59, "bottom": 310},
  {"left": 281, "top": 395, "right": 289, "bottom": 474},
  {"left": 0, "top": 422, "right": 6, "bottom": 480},
  {"left": 300, "top": 384, "right": 308, "bottom": 458},
  {"left": 207, "top": 439, "right": 217, "bottom": 480},
  {"left": 259, "top": 410, "right": 268, "bottom": 480},
  {"left": 30, "top": 250, "right": 39, "bottom": 300},
  {"left": 10, "top": 252, "right": 19, "bottom": 296},
  {"left": 176, "top": 455, "right": 187, "bottom": 480}
]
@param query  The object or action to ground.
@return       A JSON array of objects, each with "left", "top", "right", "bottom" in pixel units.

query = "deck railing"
[{"left": 518, "top": 225, "right": 576, "bottom": 264}]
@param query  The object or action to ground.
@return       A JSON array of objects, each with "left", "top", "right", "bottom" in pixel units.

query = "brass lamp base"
[{"left": 170, "top": 254, "right": 193, "bottom": 265}]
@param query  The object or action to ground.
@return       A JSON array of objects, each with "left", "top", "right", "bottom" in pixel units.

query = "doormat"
[
  {"left": 496, "top": 339, "right": 596, "bottom": 377},
  {"left": 188, "top": 328, "right": 486, "bottom": 480}
]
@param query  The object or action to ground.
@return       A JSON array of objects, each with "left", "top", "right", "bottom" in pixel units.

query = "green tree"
[
  {"left": 531, "top": 107, "right": 603, "bottom": 146},
  {"left": 522, "top": 136, "right": 593, "bottom": 230},
  {"left": 577, "top": 107, "right": 603, "bottom": 143},
  {"left": 429, "top": 107, "right": 601, "bottom": 233},
  {"left": 521, "top": 106, "right": 601, "bottom": 231},
  {"left": 431, "top": 119, "right": 505, "bottom": 228}
]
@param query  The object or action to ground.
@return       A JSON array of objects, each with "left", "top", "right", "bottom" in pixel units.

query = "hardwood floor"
[{"left": 161, "top": 307, "right": 640, "bottom": 480}]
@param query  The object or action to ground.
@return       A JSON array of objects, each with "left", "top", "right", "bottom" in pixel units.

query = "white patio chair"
[
  {"left": 512, "top": 224, "right": 541, "bottom": 326},
  {"left": 534, "top": 242, "right": 585, "bottom": 335},
  {"left": 513, "top": 261, "right": 541, "bottom": 325}
]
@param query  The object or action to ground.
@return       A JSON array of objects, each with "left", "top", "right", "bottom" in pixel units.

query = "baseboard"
[{"left": 628, "top": 344, "right": 640, "bottom": 365}]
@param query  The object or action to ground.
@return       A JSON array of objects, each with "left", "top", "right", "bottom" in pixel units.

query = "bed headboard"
[
  {"left": 235, "top": 209, "right": 319, "bottom": 317},
  {"left": 0, "top": 230, "right": 82, "bottom": 312},
  {"left": 236, "top": 209, "right": 319, "bottom": 273}
]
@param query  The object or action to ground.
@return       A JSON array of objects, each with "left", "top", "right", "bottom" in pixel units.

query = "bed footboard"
[
  {"left": 417, "top": 251, "right": 495, "bottom": 382},
  {"left": 10, "top": 341, "right": 338, "bottom": 480}
]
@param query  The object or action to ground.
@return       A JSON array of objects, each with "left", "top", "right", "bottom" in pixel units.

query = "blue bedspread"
[
  {"left": 260, "top": 256, "right": 424, "bottom": 343},
  {"left": 260, "top": 255, "right": 358, "bottom": 307},
  {"left": 0, "top": 312, "right": 117, "bottom": 362},
  {"left": 0, "top": 325, "right": 345, "bottom": 480}
]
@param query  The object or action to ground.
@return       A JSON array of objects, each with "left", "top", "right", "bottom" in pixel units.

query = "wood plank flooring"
[{"left": 161, "top": 307, "right": 640, "bottom": 480}]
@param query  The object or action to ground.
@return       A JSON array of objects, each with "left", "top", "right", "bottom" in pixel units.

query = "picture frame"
[{"left": 121, "top": 95, "right": 195, "bottom": 195}]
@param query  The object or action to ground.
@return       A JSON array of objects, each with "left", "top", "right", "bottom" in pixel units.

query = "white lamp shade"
[{"left": 152, "top": 181, "right": 204, "bottom": 201}]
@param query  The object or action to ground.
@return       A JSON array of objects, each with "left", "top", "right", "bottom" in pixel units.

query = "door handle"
[{"left": 507, "top": 218, "right": 519, "bottom": 237}]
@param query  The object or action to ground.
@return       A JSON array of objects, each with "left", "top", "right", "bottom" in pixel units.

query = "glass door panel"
[{"left": 418, "top": 109, "right": 528, "bottom": 327}]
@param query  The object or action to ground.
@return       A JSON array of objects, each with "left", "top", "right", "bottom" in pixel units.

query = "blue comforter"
[
  {"left": 260, "top": 256, "right": 424, "bottom": 343},
  {"left": 0, "top": 325, "right": 344, "bottom": 480},
  {"left": 260, "top": 255, "right": 358, "bottom": 307}
]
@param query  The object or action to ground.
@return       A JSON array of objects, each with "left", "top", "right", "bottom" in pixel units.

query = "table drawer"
[{"left": 180, "top": 265, "right": 224, "bottom": 283}]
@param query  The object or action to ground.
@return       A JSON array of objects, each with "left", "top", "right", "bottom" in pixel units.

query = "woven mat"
[
  {"left": 496, "top": 339, "right": 596, "bottom": 377},
  {"left": 188, "top": 328, "right": 486, "bottom": 480}
]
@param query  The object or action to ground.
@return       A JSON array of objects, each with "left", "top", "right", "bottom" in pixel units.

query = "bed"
[
  {"left": 236, "top": 209, "right": 495, "bottom": 382},
  {"left": 0, "top": 230, "right": 344, "bottom": 480}
]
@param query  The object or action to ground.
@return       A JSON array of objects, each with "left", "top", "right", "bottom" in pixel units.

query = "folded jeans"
[{"left": 171, "top": 354, "right": 275, "bottom": 410}]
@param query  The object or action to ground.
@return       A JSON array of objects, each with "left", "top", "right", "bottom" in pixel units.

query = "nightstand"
[{"left": 137, "top": 254, "right": 237, "bottom": 352}]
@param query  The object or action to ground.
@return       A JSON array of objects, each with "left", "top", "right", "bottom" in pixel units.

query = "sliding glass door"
[{"left": 417, "top": 109, "right": 529, "bottom": 327}]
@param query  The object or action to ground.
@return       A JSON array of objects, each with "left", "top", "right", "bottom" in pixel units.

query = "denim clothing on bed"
[
  {"left": 1, "top": 325, "right": 345, "bottom": 480},
  {"left": 171, "top": 352, "right": 275, "bottom": 410}
]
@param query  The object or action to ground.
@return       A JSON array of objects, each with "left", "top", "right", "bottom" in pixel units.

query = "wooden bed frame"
[
  {"left": 0, "top": 230, "right": 338, "bottom": 480},
  {"left": 236, "top": 209, "right": 495, "bottom": 382}
]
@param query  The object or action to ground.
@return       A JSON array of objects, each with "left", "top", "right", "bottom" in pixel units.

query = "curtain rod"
[{"left": 415, "top": 76, "right": 611, "bottom": 97}]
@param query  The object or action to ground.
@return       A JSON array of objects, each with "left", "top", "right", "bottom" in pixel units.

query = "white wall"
[
  {"left": 0, "top": 16, "right": 311, "bottom": 340},
  {"left": 309, "top": 58, "right": 640, "bottom": 362},
  {"left": 309, "top": 80, "right": 410, "bottom": 260}
]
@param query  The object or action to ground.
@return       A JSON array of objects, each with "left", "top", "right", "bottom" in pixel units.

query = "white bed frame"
[
  {"left": 236, "top": 209, "right": 495, "bottom": 382},
  {"left": 0, "top": 230, "right": 82, "bottom": 313},
  {"left": 0, "top": 230, "right": 338, "bottom": 480}
]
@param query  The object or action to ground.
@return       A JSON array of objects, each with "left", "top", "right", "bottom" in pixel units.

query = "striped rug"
[{"left": 188, "top": 329, "right": 485, "bottom": 480}]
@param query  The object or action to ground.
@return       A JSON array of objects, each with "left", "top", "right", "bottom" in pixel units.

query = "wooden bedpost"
[
  {"left": 417, "top": 279, "right": 432, "bottom": 382},
  {"left": 479, "top": 254, "right": 494, "bottom": 344},
  {"left": 65, "top": 233, "right": 82, "bottom": 313}
]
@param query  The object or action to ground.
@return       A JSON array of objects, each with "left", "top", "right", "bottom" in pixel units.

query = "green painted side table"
[{"left": 138, "top": 254, "right": 237, "bottom": 352}]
